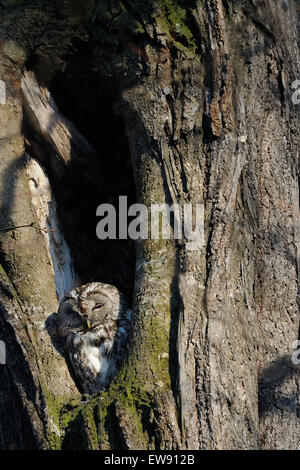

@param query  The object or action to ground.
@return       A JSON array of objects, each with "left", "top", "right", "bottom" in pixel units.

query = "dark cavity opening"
[{"left": 24, "top": 44, "right": 136, "bottom": 302}]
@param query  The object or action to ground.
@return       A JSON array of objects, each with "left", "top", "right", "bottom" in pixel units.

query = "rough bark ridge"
[{"left": 0, "top": 0, "right": 299, "bottom": 450}]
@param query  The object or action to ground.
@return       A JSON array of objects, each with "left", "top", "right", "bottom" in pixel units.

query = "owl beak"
[{"left": 82, "top": 314, "right": 91, "bottom": 330}]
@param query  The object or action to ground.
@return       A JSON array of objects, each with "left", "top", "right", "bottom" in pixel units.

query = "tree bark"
[{"left": 0, "top": 0, "right": 299, "bottom": 450}]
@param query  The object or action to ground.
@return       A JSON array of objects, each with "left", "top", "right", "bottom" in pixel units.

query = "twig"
[{"left": 0, "top": 222, "right": 56, "bottom": 233}]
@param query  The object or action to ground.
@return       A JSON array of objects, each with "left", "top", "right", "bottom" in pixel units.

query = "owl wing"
[
  {"left": 98, "top": 307, "right": 132, "bottom": 386},
  {"left": 68, "top": 338, "right": 101, "bottom": 395}
]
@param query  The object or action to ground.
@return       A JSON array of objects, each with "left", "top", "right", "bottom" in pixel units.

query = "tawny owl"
[{"left": 56, "top": 282, "right": 132, "bottom": 395}]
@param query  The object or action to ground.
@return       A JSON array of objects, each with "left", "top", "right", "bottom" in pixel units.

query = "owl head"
[{"left": 56, "top": 282, "right": 126, "bottom": 338}]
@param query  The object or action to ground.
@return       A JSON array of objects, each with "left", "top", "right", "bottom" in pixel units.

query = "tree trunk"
[{"left": 0, "top": 0, "right": 299, "bottom": 450}]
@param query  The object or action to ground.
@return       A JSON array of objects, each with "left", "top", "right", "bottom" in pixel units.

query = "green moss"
[
  {"left": 44, "top": 391, "right": 66, "bottom": 448},
  {"left": 43, "top": 387, "right": 82, "bottom": 449},
  {"left": 117, "top": 399, "right": 149, "bottom": 447},
  {"left": 57, "top": 390, "right": 148, "bottom": 449},
  {"left": 82, "top": 404, "right": 99, "bottom": 449},
  {"left": 89, "top": 0, "right": 199, "bottom": 54},
  {"left": 43, "top": 339, "right": 171, "bottom": 450},
  {"left": 95, "top": 400, "right": 111, "bottom": 449},
  {"left": 158, "top": 0, "right": 198, "bottom": 54},
  {"left": 50, "top": 399, "right": 99, "bottom": 449},
  {"left": 113, "top": 1, "right": 144, "bottom": 33}
]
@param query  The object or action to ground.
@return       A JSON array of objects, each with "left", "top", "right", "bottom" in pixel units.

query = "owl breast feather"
[{"left": 69, "top": 332, "right": 117, "bottom": 393}]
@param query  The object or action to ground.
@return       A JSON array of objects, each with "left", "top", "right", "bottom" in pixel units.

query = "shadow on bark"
[{"left": 258, "top": 355, "right": 300, "bottom": 417}]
